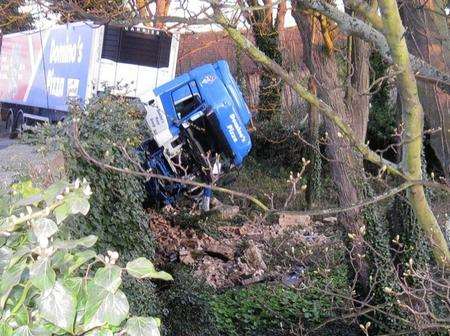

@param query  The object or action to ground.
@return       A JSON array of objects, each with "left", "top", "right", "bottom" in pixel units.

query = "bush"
[
  {"left": 252, "top": 115, "right": 307, "bottom": 171},
  {"left": 25, "top": 94, "right": 158, "bottom": 315},
  {"left": 159, "top": 266, "right": 220, "bottom": 336},
  {"left": 0, "top": 179, "right": 171, "bottom": 335},
  {"left": 367, "top": 52, "right": 397, "bottom": 160},
  {"left": 211, "top": 265, "right": 349, "bottom": 336}
]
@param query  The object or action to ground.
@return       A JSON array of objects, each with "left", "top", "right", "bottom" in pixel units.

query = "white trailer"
[{"left": 0, "top": 22, "right": 179, "bottom": 135}]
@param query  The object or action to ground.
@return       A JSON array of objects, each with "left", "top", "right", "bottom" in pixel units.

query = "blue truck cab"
[{"left": 141, "top": 60, "right": 253, "bottom": 207}]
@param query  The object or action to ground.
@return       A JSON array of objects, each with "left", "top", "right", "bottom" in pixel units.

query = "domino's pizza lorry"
[
  {"left": 0, "top": 22, "right": 179, "bottom": 132},
  {"left": 0, "top": 22, "right": 253, "bottom": 210}
]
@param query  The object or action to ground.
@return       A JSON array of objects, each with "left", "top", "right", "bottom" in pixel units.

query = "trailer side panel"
[{"left": 0, "top": 23, "right": 96, "bottom": 114}]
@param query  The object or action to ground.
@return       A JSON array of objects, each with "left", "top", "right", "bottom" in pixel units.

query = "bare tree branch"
[
  {"left": 209, "top": 1, "right": 406, "bottom": 180},
  {"left": 293, "top": 0, "right": 450, "bottom": 93}
]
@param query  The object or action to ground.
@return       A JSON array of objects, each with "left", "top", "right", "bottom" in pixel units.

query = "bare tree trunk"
[
  {"left": 155, "top": 0, "right": 170, "bottom": 28},
  {"left": 136, "top": 0, "right": 151, "bottom": 26},
  {"left": 135, "top": 0, "right": 170, "bottom": 28},
  {"left": 379, "top": 0, "right": 450, "bottom": 267},
  {"left": 347, "top": 36, "right": 371, "bottom": 142},
  {"left": 296, "top": 0, "right": 450, "bottom": 93},
  {"left": 295, "top": 13, "right": 322, "bottom": 208},
  {"left": 316, "top": 56, "right": 370, "bottom": 286},
  {"left": 400, "top": 0, "right": 450, "bottom": 178},
  {"left": 292, "top": 5, "right": 371, "bottom": 287},
  {"left": 243, "top": 0, "right": 284, "bottom": 120}
]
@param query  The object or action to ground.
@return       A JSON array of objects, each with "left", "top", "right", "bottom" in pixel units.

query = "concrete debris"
[
  {"left": 243, "top": 240, "right": 267, "bottom": 271},
  {"left": 211, "top": 204, "right": 240, "bottom": 220},
  {"left": 323, "top": 216, "right": 338, "bottom": 224},
  {"left": 278, "top": 213, "right": 311, "bottom": 228},
  {"left": 241, "top": 274, "right": 266, "bottom": 286},
  {"left": 179, "top": 247, "right": 195, "bottom": 265},
  {"left": 203, "top": 237, "right": 235, "bottom": 260},
  {"left": 148, "top": 210, "right": 328, "bottom": 289}
]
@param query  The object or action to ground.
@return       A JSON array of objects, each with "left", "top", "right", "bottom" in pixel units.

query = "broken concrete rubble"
[
  {"left": 322, "top": 216, "right": 338, "bottom": 224},
  {"left": 149, "top": 210, "right": 330, "bottom": 289},
  {"left": 243, "top": 240, "right": 267, "bottom": 271},
  {"left": 210, "top": 204, "right": 240, "bottom": 220},
  {"left": 278, "top": 213, "right": 311, "bottom": 228}
]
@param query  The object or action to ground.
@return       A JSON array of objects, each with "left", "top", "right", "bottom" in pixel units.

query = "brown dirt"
[{"left": 148, "top": 209, "right": 331, "bottom": 289}]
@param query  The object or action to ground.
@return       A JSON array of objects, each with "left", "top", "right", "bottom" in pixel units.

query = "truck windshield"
[{"left": 172, "top": 81, "right": 202, "bottom": 118}]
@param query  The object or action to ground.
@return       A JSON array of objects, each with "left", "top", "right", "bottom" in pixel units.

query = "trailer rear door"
[{"left": 97, "top": 26, "right": 179, "bottom": 102}]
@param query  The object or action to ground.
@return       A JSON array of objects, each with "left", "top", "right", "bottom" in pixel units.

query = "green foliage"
[
  {"left": 25, "top": 94, "right": 158, "bottom": 315},
  {"left": 387, "top": 155, "right": 432, "bottom": 269},
  {"left": 252, "top": 116, "right": 307, "bottom": 171},
  {"left": 252, "top": 26, "right": 282, "bottom": 120},
  {"left": 388, "top": 195, "right": 431, "bottom": 268},
  {"left": 211, "top": 266, "right": 349, "bottom": 336},
  {"left": 159, "top": 267, "right": 219, "bottom": 336},
  {"left": 230, "top": 156, "right": 306, "bottom": 210},
  {"left": 0, "top": 179, "right": 170, "bottom": 335},
  {"left": 367, "top": 52, "right": 397, "bottom": 159}
]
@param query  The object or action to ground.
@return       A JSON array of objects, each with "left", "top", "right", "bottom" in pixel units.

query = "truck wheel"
[
  {"left": 6, "top": 110, "right": 15, "bottom": 138},
  {"left": 16, "top": 110, "right": 24, "bottom": 137},
  {"left": 6, "top": 109, "right": 23, "bottom": 139}
]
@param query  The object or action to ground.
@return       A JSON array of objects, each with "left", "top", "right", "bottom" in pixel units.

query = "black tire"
[
  {"left": 6, "top": 110, "right": 15, "bottom": 139},
  {"left": 16, "top": 111, "right": 24, "bottom": 136},
  {"left": 6, "top": 109, "right": 24, "bottom": 139}
]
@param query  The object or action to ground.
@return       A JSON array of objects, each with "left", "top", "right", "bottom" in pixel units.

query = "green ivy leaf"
[
  {"left": 85, "top": 329, "right": 113, "bottom": 336},
  {"left": 9, "top": 246, "right": 32, "bottom": 267},
  {"left": 83, "top": 283, "right": 129, "bottom": 330},
  {"left": 83, "top": 282, "right": 107, "bottom": 327},
  {"left": 42, "top": 181, "right": 68, "bottom": 205},
  {"left": 0, "top": 246, "right": 13, "bottom": 273},
  {"left": 0, "top": 322, "right": 13, "bottom": 336},
  {"left": 94, "top": 290, "right": 129, "bottom": 327},
  {"left": 15, "top": 304, "right": 29, "bottom": 326},
  {"left": 0, "top": 260, "right": 26, "bottom": 309},
  {"left": 94, "top": 265, "right": 122, "bottom": 292},
  {"left": 12, "top": 181, "right": 40, "bottom": 199},
  {"left": 12, "top": 326, "right": 34, "bottom": 336},
  {"left": 126, "top": 258, "right": 172, "bottom": 281},
  {"left": 0, "top": 217, "right": 15, "bottom": 233},
  {"left": 68, "top": 250, "right": 97, "bottom": 275},
  {"left": 37, "top": 280, "right": 77, "bottom": 333},
  {"left": 125, "top": 317, "right": 161, "bottom": 336},
  {"left": 53, "top": 236, "right": 98, "bottom": 250},
  {"left": 53, "top": 203, "right": 70, "bottom": 224},
  {"left": 51, "top": 250, "right": 74, "bottom": 271},
  {"left": 64, "top": 192, "right": 90, "bottom": 216},
  {"left": 31, "top": 218, "right": 58, "bottom": 241},
  {"left": 29, "top": 257, "right": 56, "bottom": 291},
  {"left": 63, "top": 277, "right": 83, "bottom": 297},
  {"left": 29, "top": 324, "right": 56, "bottom": 336},
  {"left": 14, "top": 193, "right": 43, "bottom": 207}
]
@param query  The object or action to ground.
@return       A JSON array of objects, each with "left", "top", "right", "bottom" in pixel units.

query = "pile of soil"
[{"left": 148, "top": 209, "right": 331, "bottom": 288}]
